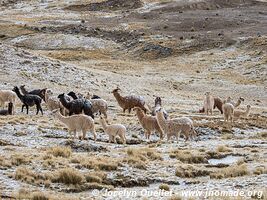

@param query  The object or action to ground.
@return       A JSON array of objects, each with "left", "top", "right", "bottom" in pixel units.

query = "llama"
[
  {"left": 222, "top": 102, "right": 234, "bottom": 123},
  {"left": 68, "top": 91, "right": 108, "bottom": 120},
  {"left": 156, "top": 108, "right": 196, "bottom": 141},
  {"left": 199, "top": 97, "right": 223, "bottom": 114},
  {"left": 233, "top": 105, "right": 251, "bottom": 120},
  {"left": 133, "top": 107, "right": 163, "bottom": 140},
  {"left": 0, "top": 102, "right": 13, "bottom": 115},
  {"left": 203, "top": 92, "right": 215, "bottom": 115},
  {"left": 13, "top": 86, "right": 43, "bottom": 115},
  {"left": 0, "top": 89, "right": 16, "bottom": 113},
  {"left": 150, "top": 97, "right": 168, "bottom": 119},
  {"left": 20, "top": 85, "right": 47, "bottom": 101},
  {"left": 226, "top": 97, "right": 245, "bottom": 108},
  {"left": 112, "top": 87, "right": 147, "bottom": 113},
  {"left": 45, "top": 89, "right": 67, "bottom": 115},
  {"left": 58, "top": 93, "right": 94, "bottom": 118},
  {"left": 99, "top": 116, "right": 126, "bottom": 144},
  {"left": 51, "top": 109, "right": 96, "bottom": 140}
]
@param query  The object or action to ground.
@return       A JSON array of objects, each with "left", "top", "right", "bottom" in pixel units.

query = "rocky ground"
[{"left": 0, "top": 0, "right": 266, "bottom": 199}]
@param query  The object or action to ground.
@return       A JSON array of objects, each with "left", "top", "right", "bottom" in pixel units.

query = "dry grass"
[
  {"left": 85, "top": 171, "right": 106, "bottom": 183},
  {"left": 216, "top": 145, "right": 232, "bottom": 153},
  {"left": 14, "top": 167, "right": 51, "bottom": 186},
  {"left": 159, "top": 183, "right": 170, "bottom": 191},
  {"left": 170, "top": 149, "right": 207, "bottom": 164},
  {"left": 168, "top": 196, "right": 182, "bottom": 200},
  {"left": 253, "top": 166, "right": 267, "bottom": 175},
  {"left": 123, "top": 147, "right": 162, "bottom": 169},
  {"left": 210, "top": 164, "right": 249, "bottom": 179},
  {"left": 11, "top": 154, "right": 30, "bottom": 166},
  {"left": 47, "top": 146, "right": 72, "bottom": 158},
  {"left": 175, "top": 164, "right": 210, "bottom": 178},
  {"left": 16, "top": 188, "right": 49, "bottom": 200},
  {"left": 81, "top": 157, "right": 118, "bottom": 171},
  {"left": 54, "top": 168, "right": 84, "bottom": 185},
  {"left": 0, "top": 155, "right": 12, "bottom": 168}
]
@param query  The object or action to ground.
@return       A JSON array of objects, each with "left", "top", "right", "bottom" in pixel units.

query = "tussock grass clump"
[
  {"left": 175, "top": 164, "right": 210, "bottom": 178},
  {"left": 85, "top": 171, "right": 106, "bottom": 183},
  {"left": 123, "top": 148, "right": 162, "bottom": 169},
  {"left": 47, "top": 146, "right": 72, "bottom": 158},
  {"left": 210, "top": 164, "right": 249, "bottom": 179},
  {"left": 0, "top": 156, "right": 11, "bottom": 168},
  {"left": 81, "top": 158, "right": 118, "bottom": 171},
  {"left": 170, "top": 149, "right": 207, "bottom": 164},
  {"left": 216, "top": 145, "right": 232, "bottom": 153},
  {"left": 11, "top": 154, "right": 30, "bottom": 166},
  {"left": 16, "top": 189, "right": 49, "bottom": 200},
  {"left": 14, "top": 167, "right": 50, "bottom": 185},
  {"left": 253, "top": 166, "right": 267, "bottom": 175},
  {"left": 54, "top": 168, "right": 84, "bottom": 185},
  {"left": 159, "top": 183, "right": 170, "bottom": 191}
]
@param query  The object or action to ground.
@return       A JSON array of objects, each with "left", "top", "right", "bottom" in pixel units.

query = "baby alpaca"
[
  {"left": 234, "top": 105, "right": 251, "bottom": 120},
  {"left": 51, "top": 109, "right": 96, "bottom": 140},
  {"left": 99, "top": 116, "right": 126, "bottom": 144},
  {"left": 203, "top": 92, "right": 215, "bottom": 115},
  {"left": 133, "top": 107, "right": 163, "bottom": 140},
  {"left": 0, "top": 102, "right": 13, "bottom": 115},
  {"left": 156, "top": 108, "right": 196, "bottom": 142},
  {"left": 222, "top": 102, "right": 234, "bottom": 123},
  {"left": 45, "top": 89, "right": 66, "bottom": 115}
]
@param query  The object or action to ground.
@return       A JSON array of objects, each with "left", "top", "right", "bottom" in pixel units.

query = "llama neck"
[
  {"left": 136, "top": 110, "right": 145, "bottom": 121},
  {"left": 69, "top": 93, "right": 78, "bottom": 99},
  {"left": 55, "top": 112, "right": 68, "bottom": 124},
  {"left": 60, "top": 96, "right": 70, "bottom": 109},
  {"left": 156, "top": 112, "right": 167, "bottom": 130},
  {"left": 234, "top": 99, "right": 241, "bottom": 107},
  {"left": 100, "top": 119, "right": 108, "bottom": 130},
  {"left": 15, "top": 89, "right": 23, "bottom": 99},
  {"left": 113, "top": 92, "right": 125, "bottom": 104}
]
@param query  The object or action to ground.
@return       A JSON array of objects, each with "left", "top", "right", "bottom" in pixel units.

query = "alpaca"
[
  {"left": 203, "top": 92, "right": 215, "bottom": 115},
  {"left": 226, "top": 97, "right": 245, "bottom": 108},
  {"left": 0, "top": 102, "right": 13, "bottom": 115},
  {"left": 199, "top": 97, "right": 223, "bottom": 114},
  {"left": 222, "top": 102, "right": 234, "bottom": 123},
  {"left": 51, "top": 109, "right": 96, "bottom": 140},
  {"left": 68, "top": 91, "right": 108, "bottom": 120},
  {"left": 112, "top": 87, "right": 147, "bottom": 113},
  {"left": 0, "top": 89, "right": 16, "bottom": 113},
  {"left": 99, "top": 116, "right": 126, "bottom": 144},
  {"left": 45, "top": 89, "right": 67, "bottom": 115},
  {"left": 58, "top": 93, "right": 94, "bottom": 118},
  {"left": 156, "top": 108, "right": 196, "bottom": 141},
  {"left": 133, "top": 107, "right": 163, "bottom": 140},
  {"left": 20, "top": 85, "right": 47, "bottom": 101},
  {"left": 234, "top": 105, "right": 251, "bottom": 120},
  {"left": 150, "top": 97, "right": 168, "bottom": 119},
  {"left": 13, "top": 86, "right": 43, "bottom": 115}
]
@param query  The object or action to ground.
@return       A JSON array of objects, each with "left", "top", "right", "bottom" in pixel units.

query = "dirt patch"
[{"left": 65, "top": 0, "right": 143, "bottom": 12}]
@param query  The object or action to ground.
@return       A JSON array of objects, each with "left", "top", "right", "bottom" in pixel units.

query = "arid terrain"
[{"left": 0, "top": 0, "right": 266, "bottom": 199}]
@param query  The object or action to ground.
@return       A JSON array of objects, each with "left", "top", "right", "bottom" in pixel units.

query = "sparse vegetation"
[
  {"left": 54, "top": 168, "right": 84, "bottom": 185},
  {"left": 175, "top": 164, "right": 210, "bottom": 178},
  {"left": 159, "top": 183, "right": 170, "bottom": 191},
  {"left": 170, "top": 149, "right": 207, "bottom": 163},
  {"left": 216, "top": 145, "right": 232, "bottom": 153},
  {"left": 47, "top": 146, "right": 72, "bottom": 158},
  {"left": 210, "top": 164, "right": 249, "bottom": 179}
]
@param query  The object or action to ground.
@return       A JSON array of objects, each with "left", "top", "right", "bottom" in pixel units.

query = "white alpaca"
[
  {"left": 156, "top": 108, "right": 196, "bottom": 142},
  {"left": 0, "top": 90, "right": 16, "bottom": 113},
  {"left": 222, "top": 102, "right": 234, "bottom": 123},
  {"left": 234, "top": 105, "right": 251, "bottom": 120},
  {"left": 203, "top": 92, "right": 215, "bottom": 115},
  {"left": 45, "top": 89, "right": 67, "bottom": 115},
  {"left": 85, "top": 93, "right": 108, "bottom": 120},
  {"left": 99, "top": 116, "right": 126, "bottom": 144},
  {"left": 51, "top": 109, "right": 96, "bottom": 140}
]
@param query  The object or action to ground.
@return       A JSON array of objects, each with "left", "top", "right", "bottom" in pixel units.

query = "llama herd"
[{"left": 0, "top": 85, "right": 251, "bottom": 144}]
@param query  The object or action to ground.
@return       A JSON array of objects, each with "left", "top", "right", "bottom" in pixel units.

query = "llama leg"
[
  {"left": 21, "top": 105, "right": 25, "bottom": 112},
  {"left": 82, "top": 129, "right": 86, "bottom": 140},
  {"left": 147, "top": 131, "right": 151, "bottom": 140},
  {"left": 26, "top": 105, "right": 29, "bottom": 114},
  {"left": 128, "top": 108, "right": 131, "bottom": 113},
  {"left": 92, "top": 127, "right": 96, "bottom": 141},
  {"left": 113, "top": 136, "right": 117, "bottom": 144},
  {"left": 74, "top": 130, "right": 77, "bottom": 139},
  {"left": 123, "top": 108, "right": 126, "bottom": 113},
  {"left": 36, "top": 104, "right": 39, "bottom": 115},
  {"left": 108, "top": 135, "right": 112, "bottom": 143},
  {"left": 39, "top": 105, "right": 43, "bottom": 115}
]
